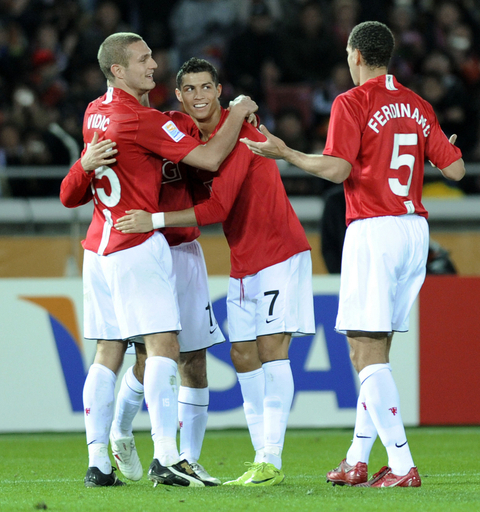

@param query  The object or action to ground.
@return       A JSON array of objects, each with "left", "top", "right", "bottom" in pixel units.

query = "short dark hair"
[
  {"left": 176, "top": 57, "right": 219, "bottom": 89},
  {"left": 348, "top": 21, "right": 395, "bottom": 69},
  {"left": 97, "top": 32, "right": 143, "bottom": 81}
]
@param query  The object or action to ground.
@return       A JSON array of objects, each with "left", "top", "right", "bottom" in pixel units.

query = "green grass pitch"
[{"left": 1, "top": 427, "right": 479, "bottom": 512}]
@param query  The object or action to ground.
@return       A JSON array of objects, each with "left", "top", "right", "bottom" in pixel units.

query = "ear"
[
  {"left": 217, "top": 83, "right": 222, "bottom": 99},
  {"left": 354, "top": 49, "right": 363, "bottom": 66},
  {"left": 175, "top": 88, "right": 183, "bottom": 103},
  {"left": 110, "top": 63, "right": 124, "bottom": 80}
]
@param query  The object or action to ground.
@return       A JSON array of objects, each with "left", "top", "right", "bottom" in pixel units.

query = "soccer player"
[
  {"left": 77, "top": 137, "right": 225, "bottom": 486},
  {"left": 240, "top": 21, "right": 465, "bottom": 487},
  {"left": 60, "top": 32, "right": 257, "bottom": 488},
  {"left": 111, "top": 154, "right": 225, "bottom": 486},
  {"left": 115, "top": 57, "right": 316, "bottom": 486}
]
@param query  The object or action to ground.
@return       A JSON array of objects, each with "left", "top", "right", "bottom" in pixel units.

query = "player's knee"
[
  {"left": 230, "top": 342, "right": 261, "bottom": 372},
  {"left": 229, "top": 344, "right": 241, "bottom": 368},
  {"left": 257, "top": 338, "right": 288, "bottom": 364},
  {"left": 133, "top": 360, "right": 145, "bottom": 383},
  {"left": 94, "top": 339, "right": 126, "bottom": 373},
  {"left": 178, "top": 350, "right": 207, "bottom": 387}
]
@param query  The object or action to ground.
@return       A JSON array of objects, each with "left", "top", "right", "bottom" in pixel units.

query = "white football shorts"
[
  {"left": 336, "top": 214, "right": 429, "bottom": 334},
  {"left": 227, "top": 250, "right": 315, "bottom": 342},
  {"left": 170, "top": 240, "right": 225, "bottom": 352},
  {"left": 83, "top": 231, "right": 180, "bottom": 341}
]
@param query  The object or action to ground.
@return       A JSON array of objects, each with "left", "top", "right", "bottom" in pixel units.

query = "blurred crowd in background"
[{"left": 1, "top": 0, "right": 480, "bottom": 198}]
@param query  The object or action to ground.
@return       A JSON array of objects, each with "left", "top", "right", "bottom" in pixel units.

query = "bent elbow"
[
  {"left": 203, "top": 161, "right": 220, "bottom": 173},
  {"left": 449, "top": 170, "right": 465, "bottom": 182},
  {"left": 60, "top": 188, "right": 87, "bottom": 208},
  {"left": 441, "top": 159, "right": 466, "bottom": 181},
  {"left": 60, "top": 197, "right": 78, "bottom": 208},
  {"left": 329, "top": 166, "right": 351, "bottom": 184},
  {"left": 59, "top": 192, "right": 72, "bottom": 208},
  {"left": 330, "top": 174, "right": 347, "bottom": 184},
  {"left": 194, "top": 158, "right": 220, "bottom": 173},
  {"left": 328, "top": 159, "right": 351, "bottom": 183}
]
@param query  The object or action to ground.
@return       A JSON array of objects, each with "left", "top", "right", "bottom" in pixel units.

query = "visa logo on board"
[
  {"left": 208, "top": 294, "right": 357, "bottom": 411},
  {"left": 22, "top": 294, "right": 357, "bottom": 413},
  {"left": 21, "top": 296, "right": 86, "bottom": 411}
]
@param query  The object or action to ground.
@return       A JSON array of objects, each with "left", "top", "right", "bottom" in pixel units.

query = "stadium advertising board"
[
  {"left": 419, "top": 276, "right": 480, "bottom": 425},
  {"left": 0, "top": 276, "right": 419, "bottom": 433}
]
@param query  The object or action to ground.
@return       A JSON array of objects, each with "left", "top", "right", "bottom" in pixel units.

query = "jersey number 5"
[
  {"left": 389, "top": 133, "right": 418, "bottom": 197},
  {"left": 92, "top": 165, "right": 121, "bottom": 207}
]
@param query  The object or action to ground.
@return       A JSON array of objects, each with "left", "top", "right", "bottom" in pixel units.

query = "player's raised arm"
[
  {"left": 241, "top": 125, "right": 351, "bottom": 184},
  {"left": 181, "top": 95, "right": 257, "bottom": 172}
]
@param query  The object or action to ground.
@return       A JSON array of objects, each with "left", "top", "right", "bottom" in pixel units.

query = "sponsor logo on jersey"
[
  {"left": 162, "top": 120, "right": 186, "bottom": 142},
  {"left": 162, "top": 159, "right": 183, "bottom": 183}
]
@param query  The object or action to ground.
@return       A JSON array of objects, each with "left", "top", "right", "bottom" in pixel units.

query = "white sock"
[
  {"left": 111, "top": 366, "right": 144, "bottom": 440},
  {"left": 346, "top": 385, "right": 378, "bottom": 465},
  {"left": 144, "top": 356, "right": 180, "bottom": 466},
  {"left": 262, "top": 360, "right": 294, "bottom": 470},
  {"left": 87, "top": 443, "right": 111, "bottom": 475},
  {"left": 83, "top": 363, "right": 116, "bottom": 473},
  {"left": 237, "top": 368, "right": 265, "bottom": 463},
  {"left": 178, "top": 386, "right": 209, "bottom": 463},
  {"left": 359, "top": 363, "right": 414, "bottom": 476}
]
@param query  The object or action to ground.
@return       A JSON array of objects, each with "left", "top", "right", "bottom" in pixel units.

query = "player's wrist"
[
  {"left": 80, "top": 156, "right": 94, "bottom": 174},
  {"left": 283, "top": 145, "right": 297, "bottom": 163},
  {"left": 229, "top": 98, "right": 251, "bottom": 117},
  {"left": 229, "top": 105, "right": 248, "bottom": 119},
  {"left": 152, "top": 212, "right": 165, "bottom": 229}
]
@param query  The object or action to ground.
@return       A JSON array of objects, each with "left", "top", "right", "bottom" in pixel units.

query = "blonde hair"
[{"left": 97, "top": 32, "right": 143, "bottom": 81}]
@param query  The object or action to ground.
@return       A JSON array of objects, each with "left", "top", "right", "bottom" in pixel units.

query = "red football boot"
[
  {"left": 326, "top": 459, "right": 368, "bottom": 486},
  {"left": 357, "top": 466, "right": 421, "bottom": 488}
]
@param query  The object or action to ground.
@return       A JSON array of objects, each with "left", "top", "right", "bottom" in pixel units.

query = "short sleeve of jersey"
[
  {"left": 136, "top": 109, "right": 200, "bottom": 163},
  {"left": 165, "top": 110, "right": 198, "bottom": 137},
  {"left": 323, "top": 94, "right": 362, "bottom": 166}
]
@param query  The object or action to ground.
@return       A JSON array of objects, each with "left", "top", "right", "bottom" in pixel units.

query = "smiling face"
[
  {"left": 175, "top": 71, "right": 222, "bottom": 123},
  {"left": 114, "top": 39, "right": 157, "bottom": 99}
]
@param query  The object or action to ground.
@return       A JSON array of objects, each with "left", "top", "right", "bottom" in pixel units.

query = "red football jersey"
[
  {"left": 157, "top": 157, "right": 200, "bottom": 246},
  {"left": 61, "top": 87, "right": 199, "bottom": 255},
  {"left": 186, "top": 109, "right": 311, "bottom": 279},
  {"left": 323, "top": 74, "right": 462, "bottom": 226},
  {"left": 157, "top": 111, "right": 200, "bottom": 246}
]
